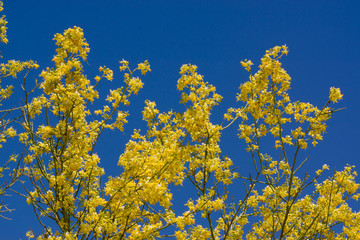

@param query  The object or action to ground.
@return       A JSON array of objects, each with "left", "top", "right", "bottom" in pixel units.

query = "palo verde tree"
[{"left": 1, "top": 2, "right": 359, "bottom": 239}]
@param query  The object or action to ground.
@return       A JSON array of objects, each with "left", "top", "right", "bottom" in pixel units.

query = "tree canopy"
[{"left": 0, "top": 2, "right": 359, "bottom": 239}]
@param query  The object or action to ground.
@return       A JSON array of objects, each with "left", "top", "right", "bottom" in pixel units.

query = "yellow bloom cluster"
[
  {"left": 22, "top": 26, "right": 150, "bottom": 239},
  {"left": 137, "top": 60, "right": 151, "bottom": 75},
  {"left": 329, "top": 87, "right": 343, "bottom": 103},
  {"left": 52, "top": 26, "right": 89, "bottom": 64},
  {"left": 246, "top": 165, "right": 360, "bottom": 239},
  {"left": 100, "top": 63, "right": 244, "bottom": 239},
  {"left": 220, "top": 45, "right": 355, "bottom": 239},
  {"left": 0, "top": 1, "right": 7, "bottom": 44},
  {"left": 0, "top": 60, "right": 39, "bottom": 79},
  {"left": 226, "top": 45, "right": 341, "bottom": 153}
]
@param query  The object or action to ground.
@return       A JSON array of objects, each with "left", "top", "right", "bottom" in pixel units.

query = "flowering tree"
[{"left": 1, "top": 2, "right": 359, "bottom": 239}]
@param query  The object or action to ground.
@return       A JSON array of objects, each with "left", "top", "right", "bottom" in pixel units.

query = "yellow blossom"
[{"left": 329, "top": 87, "right": 343, "bottom": 103}]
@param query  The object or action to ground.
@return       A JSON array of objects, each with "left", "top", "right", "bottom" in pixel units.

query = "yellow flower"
[
  {"left": 137, "top": 60, "right": 151, "bottom": 75},
  {"left": 240, "top": 59, "right": 253, "bottom": 71},
  {"left": 329, "top": 87, "right": 343, "bottom": 103},
  {"left": 119, "top": 59, "right": 129, "bottom": 71}
]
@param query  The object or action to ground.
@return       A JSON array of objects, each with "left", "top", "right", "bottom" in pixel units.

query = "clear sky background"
[{"left": 1, "top": 0, "right": 360, "bottom": 239}]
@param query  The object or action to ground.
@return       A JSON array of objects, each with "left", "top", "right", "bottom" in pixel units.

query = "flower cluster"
[
  {"left": 22, "top": 27, "right": 148, "bottom": 239},
  {"left": 0, "top": 1, "right": 7, "bottom": 44}
]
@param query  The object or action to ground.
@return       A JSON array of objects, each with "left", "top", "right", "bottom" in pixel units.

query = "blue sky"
[{"left": 1, "top": 0, "right": 360, "bottom": 238}]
